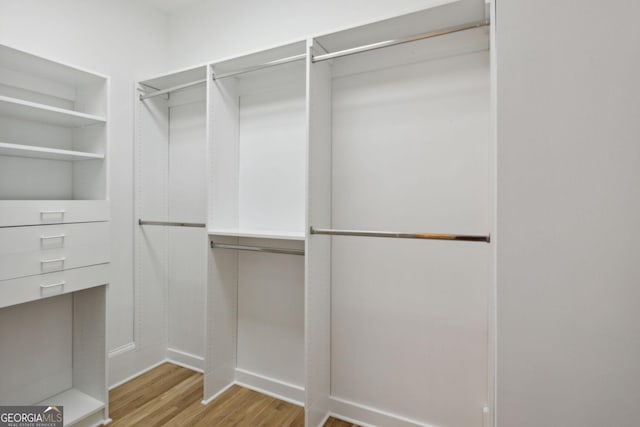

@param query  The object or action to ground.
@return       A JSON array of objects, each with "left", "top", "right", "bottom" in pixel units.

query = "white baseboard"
[
  {"left": 235, "top": 368, "right": 304, "bottom": 406},
  {"left": 167, "top": 347, "right": 204, "bottom": 373},
  {"left": 330, "top": 396, "right": 432, "bottom": 427},
  {"left": 108, "top": 341, "right": 167, "bottom": 389},
  {"left": 201, "top": 380, "right": 235, "bottom": 405},
  {"left": 108, "top": 342, "right": 136, "bottom": 358},
  {"left": 316, "top": 412, "right": 331, "bottom": 427},
  {"left": 109, "top": 358, "right": 167, "bottom": 390}
]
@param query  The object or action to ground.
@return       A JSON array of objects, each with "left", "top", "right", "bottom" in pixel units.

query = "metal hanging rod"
[
  {"left": 138, "top": 219, "right": 206, "bottom": 228},
  {"left": 310, "top": 227, "right": 490, "bottom": 243},
  {"left": 312, "top": 20, "right": 489, "bottom": 63},
  {"left": 139, "top": 78, "right": 207, "bottom": 101},
  {"left": 210, "top": 242, "right": 304, "bottom": 256},
  {"left": 212, "top": 53, "right": 307, "bottom": 80}
]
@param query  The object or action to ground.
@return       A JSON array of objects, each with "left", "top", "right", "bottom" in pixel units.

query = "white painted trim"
[
  {"left": 201, "top": 381, "right": 235, "bottom": 405},
  {"left": 108, "top": 342, "right": 136, "bottom": 358},
  {"left": 316, "top": 413, "right": 331, "bottom": 427},
  {"left": 167, "top": 348, "right": 204, "bottom": 372},
  {"left": 328, "top": 412, "right": 377, "bottom": 427},
  {"left": 108, "top": 359, "right": 167, "bottom": 390},
  {"left": 235, "top": 368, "right": 304, "bottom": 406},
  {"left": 330, "top": 396, "right": 435, "bottom": 427}
]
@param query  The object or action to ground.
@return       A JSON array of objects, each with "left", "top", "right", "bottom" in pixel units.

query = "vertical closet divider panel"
[
  {"left": 0, "top": 44, "right": 110, "bottom": 427},
  {"left": 135, "top": 66, "right": 209, "bottom": 374},
  {"left": 204, "top": 64, "right": 240, "bottom": 399},
  {"left": 304, "top": 39, "right": 333, "bottom": 427},
  {"left": 205, "top": 41, "right": 308, "bottom": 405}
]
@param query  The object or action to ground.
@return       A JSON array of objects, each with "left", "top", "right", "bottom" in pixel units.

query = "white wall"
[
  {"left": 167, "top": 0, "right": 457, "bottom": 68},
  {"left": 496, "top": 1, "right": 640, "bottom": 426},
  {"left": 0, "top": 0, "right": 168, "bottom": 385}
]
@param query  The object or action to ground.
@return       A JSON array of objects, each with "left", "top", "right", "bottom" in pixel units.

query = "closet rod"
[
  {"left": 210, "top": 242, "right": 304, "bottom": 256},
  {"left": 312, "top": 20, "right": 488, "bottom": 63},
  {"left": 139, "top": 78, "right": 207, "bottom": 100},
  {"left": 310, "top": 227, "right": 490, "bottom": 243},
  {"left": 138, "top": 219, "right": 206, "bottom": 228},
  {"left": 212, "top": 53, "right": 307, "bottom": 80}
]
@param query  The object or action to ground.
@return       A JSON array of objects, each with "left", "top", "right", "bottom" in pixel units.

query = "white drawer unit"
[
  {"left": 0, "top": 263, "right": 108, "bottom": 309},
  {"left": 0, "top": 221, "right": 109, "bottom": 280},
  {"left": 0, "top": 200, "right": 109, "bottom": 227}
]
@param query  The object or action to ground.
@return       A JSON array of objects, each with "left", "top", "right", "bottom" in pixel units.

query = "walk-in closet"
[{"left": 2, "top": 0, "right": 639, "bottom": 426}]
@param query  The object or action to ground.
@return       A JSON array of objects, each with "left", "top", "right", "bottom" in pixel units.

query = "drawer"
[
  {"left": 0, "top": 200, "right": 109, "bottom": 227},
  {"left": 0, "top": 264, "right": 108, "bottom": 309},
  {"left": 0, "top": 222, "right": 110, "bottom": 280}
]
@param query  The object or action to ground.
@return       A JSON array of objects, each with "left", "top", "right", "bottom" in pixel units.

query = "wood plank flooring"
[{"left": 109, "top": 362, "right": 359, "bottom": 427}]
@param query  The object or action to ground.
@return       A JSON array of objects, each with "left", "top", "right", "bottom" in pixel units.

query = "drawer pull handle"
[
  {"left": 41, "top": 234, "right": 66, "bottom": 240},
  {"left": 40, "top": 210, "right": 66, "bottom": 221},
  {"left": 41, "top": 257, "right": 66, "bottom": 264},
  {"left": 40, "top": 281, "right": 66, "bottom": 289},
  {"left": 40, "top": 280, "right": 65, "bottom": 297}
]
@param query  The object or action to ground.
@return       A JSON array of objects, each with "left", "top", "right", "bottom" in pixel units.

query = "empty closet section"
[
  {"left": 308, "top": 1, "right": 492, "bottom": 426},
  {"left": 205, "top": 42, "right": 306, "bottom": 404},
  {"left": 136, "top": 66, "right": 208, "bottom": 369},
  {"left": 0, "top": 45, "right": 107, "bottom": 201},
  {"left": 0, "top": 286, "right": 108, "bottom": 426}
]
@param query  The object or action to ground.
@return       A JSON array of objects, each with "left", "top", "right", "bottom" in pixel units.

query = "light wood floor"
[{"left": 109, "top": 362, "right": 359, "bottom": 426}]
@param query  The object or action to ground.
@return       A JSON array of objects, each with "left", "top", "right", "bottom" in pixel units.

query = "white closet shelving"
[
  {"left": 0, "top": 44, "right": 110, "bottom": 427},
  {"left": 0, "top": 142, "right": 104, "bottom": 161},
  {"left": 0, "top": 95, "right": 106, "bottom": 126},
  {"left": 0, "top": 44, "right": 108, "bottom": 202},
  {"left": 208, "top": 41, "right": 307, "bottom": 240},
  {"left": 205, "top": 41, "right": 307, "bottom": 404},
  {"left": 306, "top": 1, "right": 492, "bottom": 426},
  {"left": 136, "top": 65, "right": 208, "bottom": 372},
  {"left": 135, "top": 1, "right": 494, "bottom": 426}
]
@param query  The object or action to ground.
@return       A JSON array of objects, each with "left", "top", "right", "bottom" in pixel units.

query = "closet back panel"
[
  {"left": 209, "top": 62, "right": 306, "bottom": 235},
  {"left": 236, "top": 247, "right": 305, "bottom": 388},
  {"left": 0, "top": 156, "right": 72, "bottom": 199},
  {"left": 0, "top": 294, "right": 72, "bottom": 404},
  {"left": 330, "top": 47, "right": 490, "bottom": 425},
  {"left": 237, "top": 64, "right": 306, "bottom": 233},
  {"left": 167, "top": 88, "right": 207, "bottom": 361}
]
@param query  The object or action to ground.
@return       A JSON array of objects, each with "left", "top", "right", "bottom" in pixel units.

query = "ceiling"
[{"left": 141, "top": 0, "right": 203, "bottom": 13}]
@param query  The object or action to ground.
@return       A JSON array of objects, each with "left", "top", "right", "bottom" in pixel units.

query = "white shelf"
[
  {"left": 0, "top": 95, "right": 106, "bottom": 127},
  {"left": 208, "top": 228, "right": 305, "bottom": 241},
  {"left": 0, "top": 142, "right": 104, "bottom": 161},
  {"left": 37, "top": 388, "right": 104, "bottom": 427}
]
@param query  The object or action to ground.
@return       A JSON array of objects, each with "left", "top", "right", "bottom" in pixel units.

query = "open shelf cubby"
[{"left": 0, "top": 44, "right": 108, "bottom": 201}]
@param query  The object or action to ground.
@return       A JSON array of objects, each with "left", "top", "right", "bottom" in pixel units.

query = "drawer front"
[
  {"left": 0, "top": 222, "right": 110, "bottom": 280},
  {"left": 0, "top": 200, "right": 109, "bottom": 227},
  {"left": 0, "top": 264, "right": 108, "bottom": 309}
]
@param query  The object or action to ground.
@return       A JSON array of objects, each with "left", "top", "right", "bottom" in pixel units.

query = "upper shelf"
[
  {"left": 0, "top": 142, "right": 104, "bottom": 161},
  {"left": 0, "top": 95, "right": 106, "bottom": 127}
]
